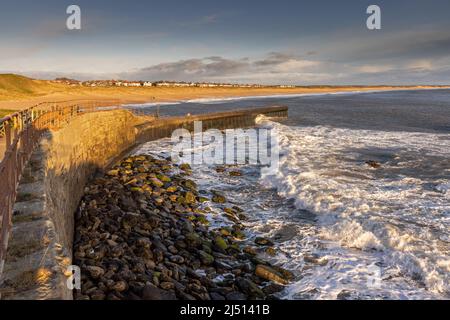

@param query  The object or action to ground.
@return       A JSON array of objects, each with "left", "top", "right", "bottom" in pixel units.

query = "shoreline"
[
  {"left": 125, "top": 86, "right": 450, "bottom": 107},
  {"left": 1, "top": 85, "right": 449, "bottom": 112},
  {"left": 132, "top": 112, "right": 450, "bottom": 299}
]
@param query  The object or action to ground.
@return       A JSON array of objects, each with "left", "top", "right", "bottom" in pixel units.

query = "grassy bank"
[{"left": 0, "top": 74, "right": 66, "bottom": 101}]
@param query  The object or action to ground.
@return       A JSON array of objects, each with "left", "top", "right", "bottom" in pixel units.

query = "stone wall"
[
  {"left": 0, "top": 109, "right": 141, "bottom": 299},
  {"left": 136, "top": 106, "right": 288, "bottom": 143},
  {"left": 44, "top": 110, "right": 140, "bottom": 252}
]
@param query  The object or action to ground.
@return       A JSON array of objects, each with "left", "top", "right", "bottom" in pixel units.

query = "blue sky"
[{"left": 1, "top": 0, "right": 450, "bottom": 84}]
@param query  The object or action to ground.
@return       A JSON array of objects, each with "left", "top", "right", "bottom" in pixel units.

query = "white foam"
[
  {"left": 436, "top": 182, "right": 450, "bottom": 194},
  {"left": 134, "top": 118, "right": 450, "bottom": 299},
  {"left": 256, "top": 117, "right": 450, "bottom": 298},
  {"left": 183, "top": 90, "right": 389, "bottom": 104},
  {"left": 124, "top": 88, "right": 450, "bottom": 108},
  {"left": 124, "top": 101, "right": 181, "bottom": 108}
]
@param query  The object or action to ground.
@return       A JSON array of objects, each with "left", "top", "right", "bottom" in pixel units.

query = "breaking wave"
[{"left": 256, "top": 116, "right": 450, "bottom": 298}]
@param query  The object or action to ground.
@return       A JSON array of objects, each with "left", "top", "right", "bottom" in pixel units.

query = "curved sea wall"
[
  {"left": 0, "top": 109, "right": 141, "bottom": 299},
  {"left": 0, "top": 106, "right": 287, "bottom": 300}
]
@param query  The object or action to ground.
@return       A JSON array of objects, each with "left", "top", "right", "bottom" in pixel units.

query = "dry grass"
[
  {"left": 0, "top": 74, "right": 66, "bottom": 101},
  {"left": 0, "top": 109, "right": 15, "bottom": 118}
]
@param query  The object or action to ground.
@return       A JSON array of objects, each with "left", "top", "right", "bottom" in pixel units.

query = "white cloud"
[
  {"left": 272, "top": 59, "right": 322, "bottom": 73},
  {"left": 406, "top": 59, "right": 435, "bottom": 71},
  {"left": 357, "top": 65, "right": 395, "bottom": 74}
]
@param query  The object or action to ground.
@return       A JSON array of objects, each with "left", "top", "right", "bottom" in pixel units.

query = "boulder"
[{"left": 255, "top": 264, "right": 289, "bottom": 285}]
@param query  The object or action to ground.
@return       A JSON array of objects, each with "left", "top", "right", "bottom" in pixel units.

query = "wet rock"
[
  {"left": 211, "top": 191, "right": 226, "bottom": 203},
  {"left": 263, "top": 283, "right": 284, "bottom": 295},
  {"left": 219, "top": 227, "right": 232, "bottom": 237},
  {"left": 107, "top": 169, "right": 120, "bottom": 176},
  {"left": 136, "top": 237, "right": 152, "bottom": 249},
  {"left": 232, "top": 229, "right": 246, "bottom": 240},
  {"left": 223, "top": 207, "right": 237, "bottom": 215},
  {"left": 212, "top": 195, "right": 226, "bottom": 203},
  {"left": 142, "top": 284, "right": 164, "bottom": 300},
  {"left": 214, "top": 260, "right": 233, "bottom": 270},
  {"left": 169, "top": 255, "right": 185, "bottom": 264},
  {"left": 226, "top": 292, "right": 247, "bottom": 300},
  {"left": 243, "top": 246, "right": 258, "bottom": 256},
  {"left": 157, "top": 174, "right": 171, "bottom": 182},
  {"left": 366, "top": 160, "right": 381, "bottom": 168},
  {"left": 111, "top": 281, "right": 128, "bottom": 292},
  {"left": 198, "top": 250, "right": 215, "bottom": 265},
  {"left": 179, "top": 163, "right": 191, "bottom": 171},
  {"left": 183, "top": 179, "right": 197, "bottom": 191},
  {"left": 304, "top": 254, "right": 328, "bottom": 266},
  {"left": 90, "top": 291, "right": 106, "bottom": 300},
  {"left": 160, "top": 282, "right": 175, "bottom": 290},
  {"left": 337, "top": 290, "right": 354, "bottom": 300},
  {"left": 214, "top": 236, "right": 228, "bottom": 251},
  {"left": 168, "top": 245, "right": 178, "bottom": 254},
  {"left": 85, "top": 266, "right": 105, "bottom": 279},
  {"left": 255, "top": 265, "right": 289, "bottom": 285},
  {"left": 185, "top": 232, "right": 202, "bottom": 248},
  {"left": 210, "top": 292, "right": 226, "bottom": 300},
  {"left": 195, "top": 215, "right": 209, "bottom": 225},
  {"left": 150, "top": 177, "right": 164, "bottom": 188},
  {"left": 265, "top": 247, "right": 277, "bottom": 256},
  {"left": 166, "top": 185, "right": 178, "bottom": 193},
  {"left": 271, "top": 266, "right": 294, "bottom": 281},
  {"left": 254, "top": 237, "right": 274, "bottom": 247},
  {"left": 241, "top": 261, "right": 255, "bottom": 273},
  {"left": 237, "top": 213, "right": 248, "bottom": 221},
  {"left": 236, "top": 277, "right": 265, "bottom": 299},
  {"left": 184, "top": 191, "right": 196, "bottom": 204},
  {"left": 232, "top": 206, "right": 244, "bottom": 212}
]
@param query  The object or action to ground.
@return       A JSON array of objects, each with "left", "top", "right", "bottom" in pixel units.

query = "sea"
[{"left": 131, "top": 89, "right": 450, "bottom": 300}]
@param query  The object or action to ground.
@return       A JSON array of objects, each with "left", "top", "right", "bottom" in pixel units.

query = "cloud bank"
[{"left": 8, "top": 26, "right": 450, "bottom": 85}]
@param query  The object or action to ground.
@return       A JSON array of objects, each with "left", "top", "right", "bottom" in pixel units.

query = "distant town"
[
  {"left": 53, "top": 78, "right": 297, "bottom": 88},
  {"left": 52, "top": 78, "right": 444, "bottom": 89}
]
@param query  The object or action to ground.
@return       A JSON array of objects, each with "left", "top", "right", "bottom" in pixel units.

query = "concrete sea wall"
[{"left": 0, "top": 106, "right": 287, "bottom": 299}]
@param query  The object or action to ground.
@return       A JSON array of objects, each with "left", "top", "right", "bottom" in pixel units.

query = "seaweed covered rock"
[{"left": 73, "top": 155, "right": 292, "bottom": 300}]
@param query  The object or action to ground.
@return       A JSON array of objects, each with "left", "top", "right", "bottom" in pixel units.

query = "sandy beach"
[{"left": 1, "top": 84, "right": 448, "bottom": 112}]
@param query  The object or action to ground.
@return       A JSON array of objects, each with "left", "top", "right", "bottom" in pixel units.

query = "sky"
[{"left": 1, "top": 0, "right": 450, "bottom": 85}]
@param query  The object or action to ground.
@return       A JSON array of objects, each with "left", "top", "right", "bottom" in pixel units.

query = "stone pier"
[{"left": 0, "top": 106, "right": 287, "bottom": 300}]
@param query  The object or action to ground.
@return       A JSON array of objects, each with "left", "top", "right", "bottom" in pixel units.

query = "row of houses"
[{"left": 53, "top": 78, "right": 296, "bottom": 88}]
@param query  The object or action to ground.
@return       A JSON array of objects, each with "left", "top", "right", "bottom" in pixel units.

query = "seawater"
[{"left": 133, "top": 89, "right": 450, "bottom": 299}]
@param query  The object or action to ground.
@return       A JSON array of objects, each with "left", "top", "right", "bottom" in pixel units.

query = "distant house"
[
  {"left": 155, "top": 82, "right": 172, "bottom": 87},
  {"left": 73, "top": 79, "right": 290, "bottom": 89},
  {"left": 54, "top": 77, "right": 81, "bottom": 86}
]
